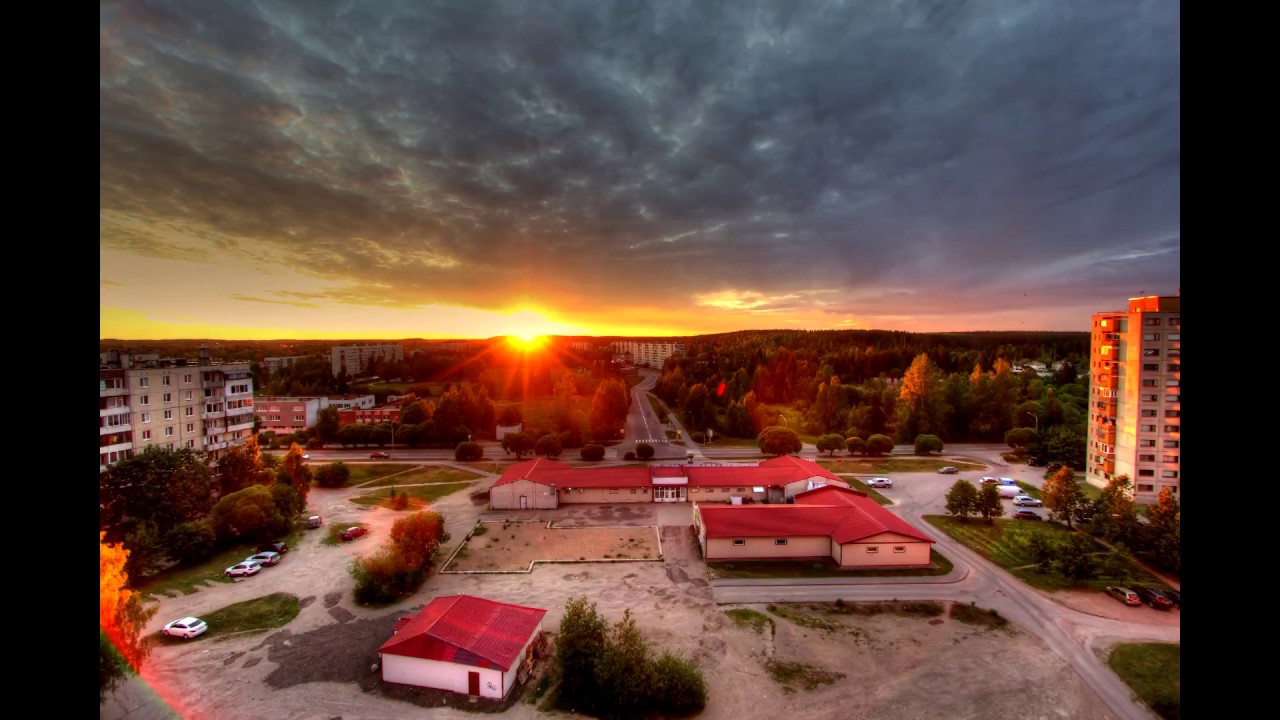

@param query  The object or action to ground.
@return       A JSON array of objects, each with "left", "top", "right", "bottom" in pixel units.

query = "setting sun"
[{"left": 507, "top": 334, "right": 546, "bottom": 351}]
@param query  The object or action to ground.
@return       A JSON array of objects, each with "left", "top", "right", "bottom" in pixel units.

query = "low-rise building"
[{"left": 337, "top": 403, "right": 402, "bottom": 426}]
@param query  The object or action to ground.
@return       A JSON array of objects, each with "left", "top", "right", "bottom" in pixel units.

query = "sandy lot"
[{"left": 445, "top": 522, "right": 661, "bottom": 572}]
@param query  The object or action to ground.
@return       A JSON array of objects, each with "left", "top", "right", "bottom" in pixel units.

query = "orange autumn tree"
[{"left": 101, "top": 532, "right": 156, "bottom": 701}]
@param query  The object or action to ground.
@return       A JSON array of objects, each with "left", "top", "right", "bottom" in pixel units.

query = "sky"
[{"left": 100, "top": 0, "right": 1180, "bottom": 340}]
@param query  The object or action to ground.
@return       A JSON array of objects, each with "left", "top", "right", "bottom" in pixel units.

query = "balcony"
[
  {"left": 100, "top": 405, "right": 131, "bottom": 417},
  {"left": 205, "top": 440, "right": 229, "bottom": 452},
  {"left": 226, "top": 387, "right": 252, "bottom": 397},
  {"left": 1097, "top": 428, "right": 1116, "bottom": 445},
  {"left": 227, "top": 419, "right": 255, "bottom": 432},
  {"left": 100, "top": 386, "right": 129, "bottom": 398},
  {"left": 1102, "top": 460, "right": 1115, "bottom": 474},
  {"left": 203, "top": 410, "right": 227, "bottom": 420},
  {"left": 101, "top": 422, "right": 132, "bottom": 435},
  {"left": 1101, "top": 374, "right": 1119, "bottom": 390},
  {"left": 101, "top": 439, "right": 133, "bottom": 454},
  {"left": 226, "top": 405, "right": 254, "bottom": 417}
]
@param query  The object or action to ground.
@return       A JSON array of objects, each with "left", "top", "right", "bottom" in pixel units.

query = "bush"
[
  {"left": 314, "top": 462, "right": 351, "bottom": 488},
  {"left": 211, "top": 485, "right": 292, "bottom": 544},
  {"left": 866, "top": 434, "right": 895, "bottom": 456},
  {"left": 580, "top": 444, "right": 606, "bottom": 461},
  {"left": 454, "top": 442, "right": 484, "bottom": 461},
  {"left": 165, "top": 521, "right": 216, "bottom": 565},
  {"left": 635, "top": 443, "right": 655, "bottom": 461},
  {"left": 913, "top": 434, "right": 943, "bottom": 455},
  {"left": 389, "top": 490, "right": 410, "bottom": 511},
  {"left": 690, "top": 431, "right": 706, "bottom": 443},
  {"left": 624, "top": 451, "right": 637, "bottom": 461},
  {"left": 535, "top": 435, "right": 563, "bottom": 458},
  {"left": 845, "top": 436, "right": 866, "bottom": 455},
  {"left": 350, "top": 548, "right": 421, "bottom": 605}
]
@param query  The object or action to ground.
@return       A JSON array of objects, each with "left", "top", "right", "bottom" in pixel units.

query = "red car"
[
  {"left": 370, "top": 451, "right": 391, "bottom": 459},
  {"left": 340, "top": 526, "right": 368, "bottom": 541}
]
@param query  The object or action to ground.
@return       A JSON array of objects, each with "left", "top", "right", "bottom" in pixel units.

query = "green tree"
[
  {"left": 590, "top": 378, "right": 631, "bottom": 440},
  {"left": 455, "top": 441, "right": 484, "bottom": 461},
  {"left": 164, "top": 521, "right": 217, "bottom": 565},
  {"left": 1042, "top": 467, "right": 1087, "bottom": 529},
  {"left": 757, "top": 426, "right": 803, "bottom": 456},
  {"left": 977, "top": 482, "right": 1005, "bottom": 525},
  {"left": 281, "top": 443, "right": 312, "bottom": 505},
  {"left": 535, "top": 434, "right": 563, "bottom": 458},
  {"left": 635, "top": 442, "right": 655, "bottom": 461},
  {"left": 1091, "top": 474, "right": 1142, "bottom": 546},
  {"left": 1020, "top": 530, "right": 1056, "bottom": 573},
  {"left": 580, "top": 444, "right": 606, "bottom": 461},
  {"left": 913, "top": 434, "right": 943, "bottom": 455},
  {"left": 100, "top": 446, "right": 216, "bottom": 538},
  {"left": 210, "top": 485, "right": 291, "bottom": 544},
  {"left": 945, "top": 480, "right": 978, "bottom": 522},
  {"left": 866, "top": 434, "right": 895, "bottom": 456},
  {"left": 684, "top": 383, "right": 712, "bottom": 432},
  {"left": 652, "top": 651, "right": 707, "bottom": 715},
  {"left": 501, "top": 431, "right": 537, "bottom": 459},
  {"left": 270, "top": 483, "right": 303, "bottom": 518},
  {"left": 315, "top": 406, "right": 341, "bottom": 444},
  {"left": 595, "top": 609, "right": 656, "bottom": 713},
  {"left": 1004, "top": 427, "right": 1039, "bottom": 452},
  {"left": 1053, "top": 533, "right": 1099, "bottom": 582},
  {"left": 845, "top": 436, "right": 866, "bottom": 456},
  {"left": 215, "top": 436, "right": 271, "bottom": 495},
  {"left": 1145, "top": 487, "right": 1181, "bottom": 574},
  {"left": 816, "top": 434, "right": 847, "bottom": 456},
  {"left": 314, "top": 461, "right": 351, "bottom": 488},
  {"left": 1044, "top": 425, "right": 1086, "bottom": 469},
  {"left": 497, "top": 405, "right": 523, "bottom": 427},
  {"left": 557, "top": 596, "right": 609, "bottom": 711}
]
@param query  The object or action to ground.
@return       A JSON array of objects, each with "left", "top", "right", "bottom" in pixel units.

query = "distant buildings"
[
  {"left": 331, "top": 344, "right": 405, "bottom": 377},
  {"left": 337, "top": 403, "right": 402, "bottom": 427},
  {"left": 1087, "top": 295, "right": 1181, "bottom": 503},
  {"left": 262, "top": 355, "right": 309, "bottom": 375},
  {"left": 611, "top": 340, "right": 685, "bottom": 368},
  {"left": 253, "top": 394, "right": 376, "bottom": 435},
  {"left": 99, "top": 347, "right": 254, "bottom": 473}
]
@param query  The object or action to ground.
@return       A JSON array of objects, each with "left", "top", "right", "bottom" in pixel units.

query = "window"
[
  {"left": 1168, "top": 333, "right": 1180, "bottom": 341},
  {"left": 164, "top": 410, "right": 173, "bottom": 420},
  {"left": 163, "top": 392, "right": 172, "bottom": 403},
  {"left": 1140, "top": 439, "right": 1155, "bottom": 447},
  {"left": 1168, "top": 395, "right": 1179, "bottom": 403},
  {"left": 186, "top": 440, "right": 195, "bottom": 448},
  {"left": 1164, "top": 425, "right": 1179, "bottom": 433},
  {"left": 1167, "top": 349, "right": 1180, "bottom": 357},
  {"left": 1142, "top": 349, "right": 1159, "bottom": 357},
  {"left": 1139, "top": 454, "right": 1155, "bottom": 462},
  {"left": 1144, "top": 318, "right": 1161, "bottom": 326},
  {"left": 141, "top": 412, "right": 151, "bottom": 423},
  {"left": 141, "top": 430, "right": 151, "bottom": 440},
  {"left": 866, "top": 546, "right": 879, "bottom": 554},
  {"left": 1162, "top": 470, "right": 1178, "bottom": 478},
  {"left": 1164, "top": 440, "right": 1179, "bottom": 448},
  {"left": 737, "top": 487, "right": 746, "bottom": 492},
  {"left": 893, "top": 546, "right": 906, "bottom": 553},
  {"left": 185, "top": 407, "right": 194, "bottom": 416},
  {"left": 1165, "top": 410, "right": 1180, "bottom": 418},
  {"left": 609, "top": 489, "right": 619, "bottom": 494},
  {"left": 1137, "top": 484, "right": 1154, "bottom": 492},
  {"left": 162, "top": 375, "right": 171, "bottom": 386},
  {"left": 140, "top": 394, "right": 149, "bottom": 406},
  {"left": 642, "top": 488, "right": 648, "bottom": 494},
  {"left": 1140, "top": 424, "right": 1155, "bottom": 432},
  {"left": 1142, "top": 379, "right": 1158, "bottom": 388},
  {"left": 1166, "top": 364, "right": 1179, "bottom": 373},
  {"left": 733, "top": 539, "right": 746, "bottom": 546},
  {"left": 1138, "top": 469, "right": 1154, "bottom": 477},
  {"left": 1142, "top": 364, "right": 1159, "bottom": 372},
  {"left": 294, "top": 414, "right": 304, "bottom": 421},
  {"left": 1141, "top": 409, "right": 1157, "bottom": 417},
  {"left": 1169, "top": 317, "right": 1180, "bottom": 327},
  {"left": 139, "top": 377, "right": 149, "bottom": 388},
  {"left": 165, "top": 427, "right": 174, "bottom": 437},
  {"left": 774, "top": 539, "right": 788, "bottom": 546},
  {"left": 166, "top": 443, "right": 174, "bottom": 450},
  {"left": 1163, "top": 455, "right": 1178, "bottom": 464},
  {"left": 185, "top": 423, "right": 194, "bottom": 432},
  {"left": 185, "top": 391, "right": 193, "bottom": 400},
  {"left": 183, "top": 373, "right": 192, "bottom": 383},
  {"left": 1143, "top": 333, "right": 1160, "bottom": 341},
  {"left": 1141, "top": 394, "right": 1157, "bottom": 402},
  {"left": 1166, "top": 379, "right": 1179, "bottom": 387}
]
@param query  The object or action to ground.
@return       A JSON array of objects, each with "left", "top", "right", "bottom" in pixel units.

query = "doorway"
[
  {"left": 519, "top": 495, "right": 529, "bottom": 509},
  {"left": 468, "top": 671, "right": 480, "bottom": 696}
]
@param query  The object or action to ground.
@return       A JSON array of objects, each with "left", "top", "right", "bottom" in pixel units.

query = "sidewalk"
[{"left": 711, "top": 564, "right": 969, "bottom": 587}]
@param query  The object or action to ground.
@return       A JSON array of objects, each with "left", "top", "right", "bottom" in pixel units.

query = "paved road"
[{"left": 619, "top": 369, "right": 703, "bottom": 460}]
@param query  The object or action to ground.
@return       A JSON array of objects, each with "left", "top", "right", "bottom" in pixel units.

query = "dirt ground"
[
  {"left": 446, "top": 522, "right": 661, "bottom": 571},
  {"left": 1048, "top": 590, "right": 1182, "bottom": 627},
  {"left": 105, "top": 491, "right": 1122, "bottom": 720}
]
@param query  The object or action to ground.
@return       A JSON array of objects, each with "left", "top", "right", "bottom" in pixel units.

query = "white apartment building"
[
  {"left": 99, "top": 348, "right": 255, "bottom": 473},
  {"left": 331, "top": 344, "right": 405, "bottom": 377},
  {"left": 1086, "top": 295, "right": 1181, "bottom": 503},
  {"left": 263, "top": 355, "right": 309, "bottom": 375},
  {"left": 612, "top": 340, "right": 686, "bottom": 368}
]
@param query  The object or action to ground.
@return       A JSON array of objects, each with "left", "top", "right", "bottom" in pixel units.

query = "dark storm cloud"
[{"left": 100, "top": 0, "right": 1179, "bottom": 326}]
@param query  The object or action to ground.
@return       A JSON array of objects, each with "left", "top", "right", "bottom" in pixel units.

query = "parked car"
[
  {"left": 998, "top": 478, "right": 1018, "bottom": 486},
  {"left": 866, "top": 477, "right": 893, "bottom": 488},
  {"left": 301, "top": 454, "right": 311, "bottom": 460},
  {"left": 979, "top": 476, "right": 1000, "bottom": 484},
  {"left": 225, "top": 561, "right": 263, "bottom": 578},
  {"left": 307, "top": 515, "right": 323, "bottom": 529},
  {"left": 257, "top": 541, "right": 288, "bottom": 554},
  {"left": 246, "top": 551, "right": 281, "bottom": 566},
  {"left": 1104, "top": 586, "right": 1142, "bottom": 606},
  {"left": 370, "top": 451, "right": 391, "bottom": 459},
  {"left": 1027, "top": 456, "right": 1045, "bottom": 467},
  {"left": 1162, "top": 588, "right": 1180, "bottom": 607},
  {"left": 1046, "top": 462, "right": 1063, "bottom": 472},
  {"left": 1133, "top": 586, "right": 1175, "bottom": 611},
  {"left": 340, "top": 526, "right": 368, "bottom": 541},
  {"left": 1011, "top": 510, "right": 1042, "bottom": 521},
  {"left": 938, "top": 466, "right": 959, "bottom": 474},
  {"left": 162, "top": 617, "right": 208, "bottom": 640},
  {"left": 1013, "top": 495, "right": 1043, "bottom": 507}
]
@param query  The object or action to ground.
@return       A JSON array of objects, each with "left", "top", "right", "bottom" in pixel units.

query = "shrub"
[
  {"left": 845, "top": 436, "right": 866, "bottom": 455},
  {"left": 866, "top": 434, "right": 895, "bottom": 456},
  {"left": 914, "top": 434, "right": 943, "bottom": 455},
  {"left": 211, "top": 485, "right": 292, "bottom": 544},
  {"left": 350, "top": 548, "right": 420, "bottom": 605},
  {"left": 624, "top": 451, "right": 637, "bottom": 461},
  {"left": 652, "top": 651, "right": 708, "bottom": 714},
  {"left": 454, "top": 441, "right": 484, "bottom": 461},
  {"left": 690, "top": 431, "right": 706, "bottom": 443},
  {"left": 635, "top": 443, "right": 655, "bottom": 461},
  {"left": 579, "top": 444, "right": 606, "bottom": 461},
  {"left": 314, "top": 462, "right": 351, "bottom": 488},
  {"left": 165, "top": 521, "right": 216, "bottom": 565},
  {"left": 535, "top": 435, "right": 563, "bottom": 458},
  {"left": 389, "top": 491, "right": 410, "bottom": 511}
]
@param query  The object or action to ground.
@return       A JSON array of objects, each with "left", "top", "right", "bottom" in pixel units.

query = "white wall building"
[
  {"left": 331, "top": 344, "right": 405, "bottom": 377},
  {"left": 611, "top": 340, "right": 686, "bottom": 368}
]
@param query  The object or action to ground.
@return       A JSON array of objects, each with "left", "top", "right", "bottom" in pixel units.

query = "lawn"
[
  {"left": 843, "top": 476, "right": 893, "bottom": 506},
  {"left": 342, "top": 463, "right": 421, "bottom": 485},
  {"left": 350, "top": 482, "right": 472, "bottom": 508},
  {"left": 708, "top": 548, "right": 954, "bottom": 580},
  {"left": 819, "top": 458, "right": 988, "bottom": 473},
  {"left": 625, "top": 375, "right": 645, "bottom": 388},
  {"left": 923, "top": 515, "right": 1163, "bottom": 591},
  {"left": 724, "top": 608, "right": 775, "bottom": 635},
  {"left": 645, "top": 393, "right": 669, "bottom": 421},
  {"left": 137, "top": 527, "right": 303, "bottom": 599},
  {"left": 359, "top": 467, "right": 481, "bottom": 487},
  {"left": 323, "top": 522, "right": 367, "bottom": 546},
  {"left": 1078, "top": 479, "right": 1102, "bottom": 500},
  {"left": 759, "top": 403, "right": 818, "bottom": 444},
  {"left": 1107, "top": 643, "right": 1180, "bottom": 720},
  {"left": 1015, "top": 481, "right": 1041, "bottom": 499},
  {"left": 156, "top": 592, "right": 301, "bottom": 642}
]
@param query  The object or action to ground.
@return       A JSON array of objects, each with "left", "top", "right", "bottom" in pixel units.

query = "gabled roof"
[
  {"left": 492, "top": 458, "right": 573, "bottom": 488},
  {"left": 378, "top": 595, "right": 547, "bottom": 671},
  {"left": 758, "top": 455, "right": 843, "bottom": 482},
  {"left": 701, "top": 485, "right": 934, "bottom": 545}
]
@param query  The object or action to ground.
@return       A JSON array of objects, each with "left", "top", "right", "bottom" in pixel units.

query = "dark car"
[
  {"left": 1133, "top": 586, "right": 1175, "bottom": 611},
  {"left": 1027, "top": 456, "right": 1045, "bottom": 467},
  {"left": 257, "top": 541, "right": 288, "bottom": 554},
  {"left": 1162, "top": 588, "right": 1180, "bottom": 607},
  {"left": 370, "top": 451, "right": 391, "bottom": 459},
  {"left": 1012, "top": 510, "right": 1042, "bottom": 521},
  {"left": 1046, "top": 462, "right": 1063, "bottom": 472},
  {"left": 340, "top": 526, "right": 368, "bottom": 541}
]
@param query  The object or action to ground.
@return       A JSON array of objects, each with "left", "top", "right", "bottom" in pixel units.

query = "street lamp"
[
  {"left": 1027, "top": 412, "right": 1039, "bottom": 432},
  {"left": 778, "top": 414, "right": 789, "bottom": 428}
]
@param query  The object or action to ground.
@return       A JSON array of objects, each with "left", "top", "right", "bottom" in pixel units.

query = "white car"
[
  {"left": 162, "top": 617, "right": 208, "bottom": 640},
  {"left": 865, "top": 477, "right": 893, "bottom": 488},
  {"left": 245, "top": 551, "right": 281, "bottom": 566},
  {"left": 1013, "top": 495, "right": 1043, "bottom": 507},
  {"left": 979, "top": 476, "right": 1000, "bottom": 485},
  {"left": 225, "top": 561, "right": 263, "bottom": 578}
]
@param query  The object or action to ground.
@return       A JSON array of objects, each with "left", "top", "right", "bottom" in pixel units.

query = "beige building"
[
  {"left": 99, "top": 348, "right": 254, "bottom": 473},
  {"left": 331, "top": 344, "right": 405, "bottom": 377},
  {"left": 611, "top": 340, "right": 686, "bottom": 368},
  {"left": 1087, "top": 295, "right": 1181, "bottom": 503}
]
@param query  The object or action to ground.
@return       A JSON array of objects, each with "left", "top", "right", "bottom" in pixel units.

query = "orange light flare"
[{"left": 506, "top": 334, "right": 547, "bottom": 353}]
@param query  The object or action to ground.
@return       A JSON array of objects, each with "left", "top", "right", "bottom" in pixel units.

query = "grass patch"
[
  {"left": 820, "top": 458, "right": 988, "bottom": 473},
  {"left": 200, "top": 592, "right": 300, "bottom": 638},
  {"left": 324, "top": 522, "right": 366, "bottom": 546},
  {"left": 471, "top": 524, "right": 489, "bottom": 537},
  {"left": 724, "top": 608, "right": 775, "bottom": 635},
  {"left": 709, "top": 548, "right": 953, "bottom": 579},
  {"left": 625, "top": 374, "right": 645, "bottom": 388},
  {"left": 341, "top": 463, "right": 420, "bottom": 485},
  {"left": 137, "top": 527, "right": 302, "bottom": 598},
  {"left": 764, "top": 658, "right": 846, "bottom": 691},
  {"left": 827, "top": 599, "right": 945, "bottom": 617},
  {"left": 645, "top": 393, "right": 669, "bottom": 421},
  {"left": 949, "top": 602, "right": 1009, "bottom": 629},
  {"left": 1078, "top": 479, "right": 1102, "bottom": 501},
  {"left": 844, "top": 477, "right": 892, "bottom": 505},
  {"left": 759, "top": 403, "right": 819, "bottom": 444},
  {"left": 923, "top": 515, "right": 1161, "bottom": 591},
  {"left": 1015, "top": 481, "right": 1041, "bottom": 499},
  {"left": 704, "top": 435, "right": 761, "bottom": 447},
  {"left": 359, "top": 467, "right": 480, "bottom": 487},
  {"left": 766, "top": 604, "right": 837, "bottom": 631},
  {"left": 1107, "top": 643, "right": 1180, "bottom": 720},
  {"left": 350, "top": 482, "right": 471, "bottom": 508}
]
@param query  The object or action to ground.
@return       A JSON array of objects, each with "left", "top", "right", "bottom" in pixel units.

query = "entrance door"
[
  {"left": 468, "top": 671, "right": 480, "bottom": 696},
  {"left": 519, "top": 495, "right": 529, "bottom": 509}
]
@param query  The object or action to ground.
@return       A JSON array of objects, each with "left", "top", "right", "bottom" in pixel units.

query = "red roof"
[
  {"left": 492, "top": 458, "right": 573, "bottom": 488},
  {"left": 493, "top": 457, "right": 844, "bottom": 490},
  {"left": 701, "top": 486, "right": 934, "bottom": 545},
  {"left": 378, "top": 595, "right": 547, "bottom": 671}
]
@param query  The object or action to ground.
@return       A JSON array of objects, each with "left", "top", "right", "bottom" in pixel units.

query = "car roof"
[{"left": 175, "top": 616, "right": 202, "bottom": 625}]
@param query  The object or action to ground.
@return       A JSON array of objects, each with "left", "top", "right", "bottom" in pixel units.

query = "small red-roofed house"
[{"left": 378, "top": 595, "right": 547, "bottom": 699}]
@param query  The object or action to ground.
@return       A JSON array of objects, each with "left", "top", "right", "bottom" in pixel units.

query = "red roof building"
[{"left": 378, "top": 595, "right": 547, "bottom": 699}]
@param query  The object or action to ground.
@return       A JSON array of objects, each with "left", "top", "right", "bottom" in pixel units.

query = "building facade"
[
  {"left": 337, "top": 403, "right": 402, "bottom": 426},
  {"left": 611, "top": 340, "right": 686, "bottom": 368},
  {"left": 99, "top": 348, "right": 254, "bottom": 473},
  {"left": 253, "top": 394, "right": 377, "bottom": 434},
  {"left": 331, "top": 344, "right": 405, "bottom": 377},
  {"left": 262, "top": 355, "right": 309, "bottom": 375},
  {"left": 1087, "top": 295, "right": 1181, "bottom": 503}
]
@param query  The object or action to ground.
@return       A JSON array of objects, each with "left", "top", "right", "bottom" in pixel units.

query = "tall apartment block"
[
  {"left": 100, "top": 348, "right": 255, "bottom": 473},
  {"left": 612, "top": 340, "right": 686, "bottom": 368},
  {"left": 330, "top": 344, "right": 405, "bottom": 377},
  {"left": 1087, "top": 295, "right": 1181, "bottom": 503}
]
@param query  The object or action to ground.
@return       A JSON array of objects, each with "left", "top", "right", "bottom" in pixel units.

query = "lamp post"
[
  {"left": 1027, "top": 412, "right": 1039, "bottom": 433},
  {"left": 779, "top": 414, "right": 789, "bottom": 428}
]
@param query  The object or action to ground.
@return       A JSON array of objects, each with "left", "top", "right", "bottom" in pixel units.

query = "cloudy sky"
[{"left": 100, "top": 0, "right": 1179, "bottom": 339}]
